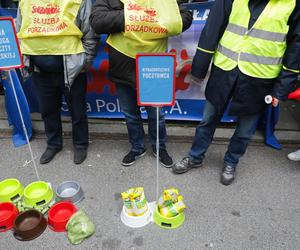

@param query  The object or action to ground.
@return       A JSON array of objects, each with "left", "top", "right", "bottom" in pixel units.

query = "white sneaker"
[{"left": 287, "top": 149, "right": 300, "bottom": 161}]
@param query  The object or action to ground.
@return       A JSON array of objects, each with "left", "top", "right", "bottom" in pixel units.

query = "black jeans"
[{"left": 33, "top": 71, "right": 88, "bottom": 150}]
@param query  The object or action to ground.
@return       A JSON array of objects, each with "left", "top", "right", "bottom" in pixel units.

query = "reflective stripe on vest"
[
  {"left": 283, "top": 65, "right": 300, "bottom": 74},
  {"left": 18, "top": 0, "right": 84, "bottom": 55},
  {"left": 107, "top": 0, "right": 182, "bottom": 58},
  {"left": 213, "top": 0, "right": 296, "bottom": 79},
  {"left": 226, "top": 23, "right": 286, "bottom": 42},
  {"left": 218, "top": 44, "right": 283, "bottom": 66}
]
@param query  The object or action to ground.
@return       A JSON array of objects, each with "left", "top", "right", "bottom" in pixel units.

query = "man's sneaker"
[
  {"left": 287, "top": 149, "right": 300, "bottom": 161},
  {"left": 40, "top": 148, "right": 62, "bottom": 164},
  {"left": 172, "top": 157, "right": 202, "bottom": 174},
  {"left": 220, "top": 164, "right": 236, "bottom": 186},
  {"left": 152, "top": 148, "right": 173, "bottom": 168},
  {"left": 122, "top": 150, "right": 146, "bottom": 166}
]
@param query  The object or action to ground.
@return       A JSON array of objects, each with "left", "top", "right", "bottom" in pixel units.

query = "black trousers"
[{"left": 33, "top": 71, "right": 88, "bottom": 150}]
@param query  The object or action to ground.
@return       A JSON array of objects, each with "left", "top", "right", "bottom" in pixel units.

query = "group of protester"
[{"left": 14, "top": 0, "right": 300, "bottom": 185}]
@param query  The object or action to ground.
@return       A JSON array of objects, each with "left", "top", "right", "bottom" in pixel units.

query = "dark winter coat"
[
  {"left": 90, "top": 0, "right": 193, "bottom": 88},
  {"left": 192, "top": 0, "right": 300, "bottom": 116}
]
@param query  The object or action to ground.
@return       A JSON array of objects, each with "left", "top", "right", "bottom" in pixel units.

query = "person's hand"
[
  {"left": 188, "top": 73, "right": 204, "bottom": 86},
  {"left": 272, "top": 97, "right": 279, "bottom": 107}
]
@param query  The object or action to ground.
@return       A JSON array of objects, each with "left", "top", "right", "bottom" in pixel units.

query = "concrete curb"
[{"left": 0, "top": 115, "right": 299, "bottom": 146}]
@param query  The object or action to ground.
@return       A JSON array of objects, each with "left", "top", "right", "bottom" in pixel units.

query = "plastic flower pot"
[
  {"left": 0, "top": 179, "right": 24, "bottom": 203},
  {"left": 48, "top": 201, "right": 77, "bottom": 232},
  {"left": 55, "top": 181, "right": 84, "bottom": 205},
  {"left": 153, "top": 204, "right": 185, "bottom": 229},
  {"left": 0, "top": 202, "right": 19, "bottom": 232},
  {"left": 13, "top": 209, "right": 47, "bottom": 241},
  {"left": 24, "top": 181, "right": 53, "bottom": 208}
]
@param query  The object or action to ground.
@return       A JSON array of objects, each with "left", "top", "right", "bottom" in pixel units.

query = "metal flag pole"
[
  {"left": 7, "top": 70, "right": 40, "bottom": 180},
  {"left": 156, "top": 106, "right": 160, "bottom": 202}
]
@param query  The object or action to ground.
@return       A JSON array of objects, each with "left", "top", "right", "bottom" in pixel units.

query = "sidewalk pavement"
[{"left": 0, "top": 135, "right": 299, "bottom": 250}]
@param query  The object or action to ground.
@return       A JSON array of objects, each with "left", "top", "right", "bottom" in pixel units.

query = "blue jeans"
[
  {"left": 116, "top": 83, "right": 167, "bottom": 153},
  {"left": 189, "top": 101, "right": 259, "bottom": 167}
]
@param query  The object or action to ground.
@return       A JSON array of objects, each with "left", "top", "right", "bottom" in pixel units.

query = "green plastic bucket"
[
  {"left": 153, "top": 205, "right": 185, "bottom": 229},
  {"left": 24, "top": 181, "right": 53, "bottom": 208},
  {"left": 0, "top": 178, "right": 24, "bottom": 202}
]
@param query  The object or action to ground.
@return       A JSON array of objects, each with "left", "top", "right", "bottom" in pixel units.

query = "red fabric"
[{"left": 288, "top": 88, "right": 300, "bottom": 101}]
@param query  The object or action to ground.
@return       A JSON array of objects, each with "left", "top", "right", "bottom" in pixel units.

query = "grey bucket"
[{"left": 55, "top": 181, "right": 84, "bottom": 205}]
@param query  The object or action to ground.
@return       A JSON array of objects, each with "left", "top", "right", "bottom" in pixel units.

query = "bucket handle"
[
  {"left": 10, "top": 194, "right": 20, "bottom": 202},
  {"left": 161, "top": 222, "right": 172, "bottom": 227},
  {"left": 36, "top": 200, "right": 46, "bottom": 206}
]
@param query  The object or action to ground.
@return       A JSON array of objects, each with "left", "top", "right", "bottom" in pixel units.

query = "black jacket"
[
  {"left": 191, "top": 0, "right": 300, "bottom": 116},
  {"left": 90, "top": 0, "right": 193, "bottom": 87}
]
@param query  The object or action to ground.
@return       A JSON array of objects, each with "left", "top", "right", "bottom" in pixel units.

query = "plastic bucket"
[
  {"left": 0, "top": 179, "right": 24, "bottom": 203},
  {"left": 24, "top": 181, "right": 53, "bottom": 208},
  {"left": 13, "top": 209, "right": 47, "bottom": 241},
  {"left": 55, "top": 181, "right": 84, "bottom": 205},
  {"left": 0, "top": 202, "right": 19, "bottom": 232},
  {"left": 153, "top": 205, "right": 185, "bottom": 229},
  {"left": 48, "top": 201, "right": 77, "bottom": 232}
]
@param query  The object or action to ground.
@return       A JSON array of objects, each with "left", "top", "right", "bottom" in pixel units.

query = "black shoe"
[
  {"left": 122, "top": 150, "right": 146, "bottom": 166},
  {"left": 74, "top": 148, "right": 87, "bottom": 164},
  {"left": 221, "top": 164, "right": 236, "bottom": 185},
  {"left": 152, "top": 148, "right": 173, "bottom": 168},
  {"left": 40, "top": 148, "right": 61, "bottom": 164},
  {"left": 172, "top": 157, "right": 202, "bottom": 174}
]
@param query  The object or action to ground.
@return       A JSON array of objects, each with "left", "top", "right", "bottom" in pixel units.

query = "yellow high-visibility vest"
[
  {"left": 17, "top": 0, "right": 84, "bottom": 55},
  {"left": 107, "top": 0, "right": 182, "bottom": 58},
  {"left": 213, "top": 0, "right": 296, "bottom": 79}
]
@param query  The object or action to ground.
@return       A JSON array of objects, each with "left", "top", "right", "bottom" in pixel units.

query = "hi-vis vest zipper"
[
  {"left": 18, "top": 0, "right": 84, "bottom": 55},
  {"left": 107, "top": 0, "right": 182, "bottom": 59},
  {"left": 213, "top": 0, "right": 296, "bottom": 79}
]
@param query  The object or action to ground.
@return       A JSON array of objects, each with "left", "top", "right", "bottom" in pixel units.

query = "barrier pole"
[
  {"left": 7, "top": 70, "right": 40, "bottom": 180},
  {"left": 156, "top": 106, "right": 160, "bottom": 201}
]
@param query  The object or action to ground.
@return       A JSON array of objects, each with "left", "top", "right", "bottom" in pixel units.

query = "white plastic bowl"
[{"left": 120, "top": 202, "right": 155, "bottom": 228}]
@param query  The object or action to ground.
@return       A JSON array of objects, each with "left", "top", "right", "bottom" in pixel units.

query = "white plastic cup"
[{"left": 265, "top": 95, "right": 273, "bottom": 104}]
